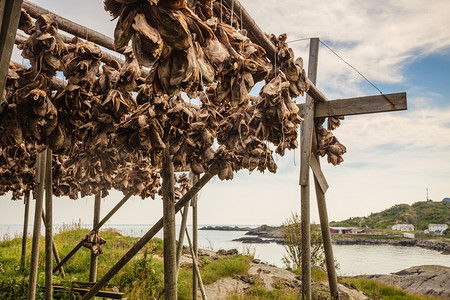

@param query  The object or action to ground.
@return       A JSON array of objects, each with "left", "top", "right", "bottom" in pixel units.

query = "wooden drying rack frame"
[{"left": 0, "top": 1, "right": 407, "bottom": 299}]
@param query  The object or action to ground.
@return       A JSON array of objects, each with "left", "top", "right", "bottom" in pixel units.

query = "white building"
[
  {"left": 391, "top": 224, "right": 414, "bottom": 231},
  {"left": 428, "top": 224, "right": 448, "bottom": 235}
]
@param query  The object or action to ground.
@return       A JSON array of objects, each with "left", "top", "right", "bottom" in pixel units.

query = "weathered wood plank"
[
  {"left": 0, "top": 0, "right": 24, "bottom": 105},
  {"left": 310, "top": 154, "right": 328, "bottom": 193},
  {"left": 297, "top": 92, "right": 407, "bottom": 118}
]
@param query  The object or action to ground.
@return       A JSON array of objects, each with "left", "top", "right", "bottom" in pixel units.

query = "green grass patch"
[
  {"left": 341, "top": 277, "right": 439, "bottom": 300},
  {"left": 0, "top": 226, "right": 255, "bottom": 299},
  {"left": 201, "top": 254, "right": 251, "bottom": 285}
]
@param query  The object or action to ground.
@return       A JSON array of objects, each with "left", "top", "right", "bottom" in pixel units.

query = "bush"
[{"left": 282, "top": 213, "right": 325, "bottom": 270}]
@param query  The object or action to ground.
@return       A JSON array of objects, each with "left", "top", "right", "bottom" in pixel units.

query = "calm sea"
[{"left": 2, "top": 224, "right": 449, "bottom": 276}]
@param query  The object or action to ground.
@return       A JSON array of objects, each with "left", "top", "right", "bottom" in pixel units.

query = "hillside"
[{"left": 330, "top": 200, "right": 450, "bottom": 230}]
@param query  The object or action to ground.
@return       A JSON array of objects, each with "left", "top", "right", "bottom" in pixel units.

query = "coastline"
[{"left": 200, "top": 225, "right": 450, "bottom": 255}]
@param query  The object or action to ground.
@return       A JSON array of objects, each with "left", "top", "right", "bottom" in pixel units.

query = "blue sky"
[{"left": 1, "top": 0, "right": 449, "bottom": 226}]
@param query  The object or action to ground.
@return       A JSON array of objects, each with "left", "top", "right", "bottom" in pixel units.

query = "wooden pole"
[
  {"left": 185, "top": 228, "right": 207, "bottom": 300},
  {"left": 53, "top": 192, "right": 132, "bottom": 273},
  {"left": 313, "top": 174, "right": 339, "bottom": 299},
  {"left": 27, "top": 150, "right": 46, "bottom": 300},
  {"left": 22, "top": 1, "right": 115, "bottom": 51},
  {"left": 41, "top": 210, "right": 65, "bottom": 278},
  {"left": 299, "top": 37, "right": 319, "bottom": 300},
  {"left": 0, "top": 0, "right": 23, "bottom": 105},
  {"left": 20, "top": 191, "right": 30, "bottom": 273},
  {"left": 191, "top": 174, "right": 199, "bottom": 300},
  {"left": 161, "top": 148, "right": 177, "bottom": 300},
  {"left": 80, "top": 173, "right": 215, "bottom": 300},
  {"left": 89, "top": 192, "right": 101, "bottom": 282},
  {"left": 176, "top": 202, "right": 190, "bottom": 271},
  {"left": 44, "top": 148, "right": 53, "bottom": 300}
]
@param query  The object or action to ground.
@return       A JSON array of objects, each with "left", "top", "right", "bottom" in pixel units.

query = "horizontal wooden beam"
[{"left": 297, "top": 92, "right": 407, "bottom": 118}]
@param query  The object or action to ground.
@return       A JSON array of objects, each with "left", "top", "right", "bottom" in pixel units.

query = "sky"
[{"left": 1, "top": 0, "right": 449, "bottom": 227}]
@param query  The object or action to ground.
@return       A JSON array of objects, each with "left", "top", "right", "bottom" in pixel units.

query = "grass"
[
  {"left": 0, "top": 225, "right": 253, "bottom": 299},
  {"left": 341, "top": 277, "right": 441, "bottom": 300}
]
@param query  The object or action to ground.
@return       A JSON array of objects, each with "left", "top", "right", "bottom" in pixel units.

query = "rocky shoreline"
[
  {"left": 201, "top": 225, "right": 450, "bottom": 254},
  {"left": 333, "top": 237, "right": 450, "bottom": 255}
]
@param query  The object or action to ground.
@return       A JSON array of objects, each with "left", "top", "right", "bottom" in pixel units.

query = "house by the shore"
[
  {"left": 392, "top": 224, "right": 414, "bottom": 231},
  {"left": 330, "top": 227, "right": 366, "bottom": 234},
  {"left": 428, "top": 224, "right": 448, "bottom": 235}
]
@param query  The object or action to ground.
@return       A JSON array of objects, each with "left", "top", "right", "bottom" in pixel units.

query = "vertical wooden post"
[
  {"left": 44, "top": 148, "right": 53, "bottom": 300},
  {"left": 20, "top": 191, "right": 30, "bottom": 273},
  {"left": 0, "top": 0, "right": 24, "bottom": 101},
  {"left": 27, "top": 150, "right": 46, "bottom": 300},
  {"left": 89, "top": 192, "right": 101, "bottom": 282},
  {"left": 191, "top": 174, "right": 199, "bottom": 299},
  {"left": 161, "top": 148, "right": 177, "bottom": 300},
  {"left": 41, "top": 210, "right": 65, "bottom": 277},
  {"left": 299, "top": 37, "right": 319, "bottom": 300}
]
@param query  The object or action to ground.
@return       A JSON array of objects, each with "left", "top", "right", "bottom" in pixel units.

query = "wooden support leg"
[
  {"left": 300, "top": 185, "right": 311, "bottom": 299},
  {"left": 27, "top": 150, "right": 46, "bottom": 300},
  {"left": 44, "top": 148, "right": 53, "bottom": 300},
  {"left": 80, "top": 173, "right": 214, "bottom": 300},
  {"left": 176, "top": 201, "right": 190, "bottom": 271},
  {"left": 192, "top": 174, "right": 199, "bottom": 299},
  {"left": 89, "top": 192, "right": 101, "bottom": 282},
  {"left": 162, "top": 149, "right": 177, "bottom": 300},
  {"left": 41, "top": 210, "right": 65, "bottom": 278},
  {"left": 20, "top": 191, "right": 30, "bottom": 273},
  {"left": 53, "top": 193, "right": 132, "bottom": 274},
  {"left": 314, "top": 175, "right": 339, "bottom": 299},
  {"left": 185, "top": 228, "right": 207, "bottom": 300}
]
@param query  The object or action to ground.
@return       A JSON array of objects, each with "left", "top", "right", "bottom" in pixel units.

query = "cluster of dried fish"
[
  {"left": 270, "top": 33, "right": 310, "bottom": 98},
  {"left": 82, "top": 231, "right": 107, "bottom": 255},
  {"left": 174, "top": 173, "right": 191, "bottom": 200},
  {"left": 0, "top": 143, "right": 36, "bottom": 200},
  {"left": 315, "top": 117, "right": 346, "bottom": 165}
]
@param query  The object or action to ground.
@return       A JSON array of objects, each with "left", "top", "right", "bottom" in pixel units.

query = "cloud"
[{"left": 242, "top": 0, "right": 450, "bottom": 97}]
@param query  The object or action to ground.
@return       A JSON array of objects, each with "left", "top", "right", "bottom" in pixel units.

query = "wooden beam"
[
  {"left": 297, "top": 92, "right": 407, "bottom": 118},
  {"left": 44, "top": 148, "right": 53, "bottom": 300},
  {"left": 185, "top": 228, "right": 207, "bottom": 300},
  {"left": 20, "top": 191, "right": 30, "bottom": 273},
  {"left": 176, "top": 202, "right": 190, "bottom": 272},
  {"left": 300, "top": 38, "right": 319, "bottom": 300},
  {"left": 41, "top": 209, "right": 65, "bottom": 277},
  {"left": 80, "top": 172, "right": 215, "bottom": 300},
  {"left": 28, "top": 150, "right": 46, "bottom": 300},
  {"left": 89, "top": 193, "right": 101, "bottom": 282},
  {"left": 161, "top": 148, "right": 177, "bottom": 300},
  {"left": 310, "top": 155, "right": 328, "bottom": 193},
  {"left": 191, "top": 174, "right": 199, "bottom": 300},
  {"left": 22, "top": 1, "right": 115, "bottom": 51},
  {"left": 0, "top": 0, "right": 23, "bottom": 105}
]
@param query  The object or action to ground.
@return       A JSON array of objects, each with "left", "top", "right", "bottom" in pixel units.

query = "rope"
[
  {"left": 287, "top": 36, "right": 395, "bottom": 106},
  {"left": 319, "top": 40, "right": 395, "bottom": 106}
]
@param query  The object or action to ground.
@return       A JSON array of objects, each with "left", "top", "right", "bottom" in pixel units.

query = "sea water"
[{"left": 2, "top": 224, "right": 449, "bottom": 276}]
